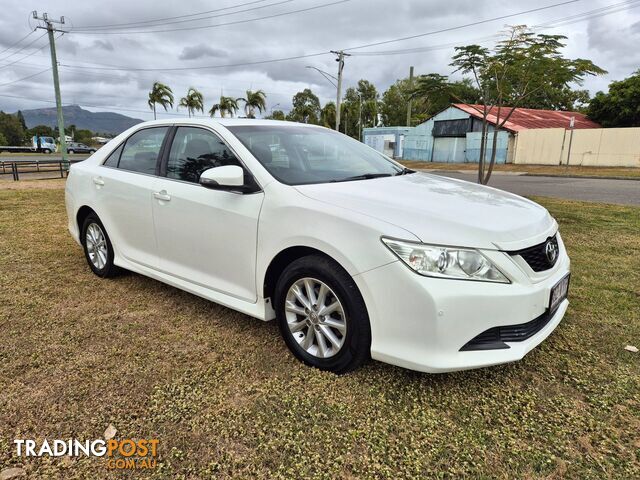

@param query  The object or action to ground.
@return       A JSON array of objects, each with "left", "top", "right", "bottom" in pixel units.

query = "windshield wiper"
[
  {"left": 331, "top": 173, "right": 393, "bottom": 183},
  {"left": 395, "top": 167, "right": 415, "bottom": 176}
]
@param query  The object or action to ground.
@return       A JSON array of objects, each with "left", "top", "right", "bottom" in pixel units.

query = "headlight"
[{"left": 381, "top": 237, "right": 510, "bottom": 283}]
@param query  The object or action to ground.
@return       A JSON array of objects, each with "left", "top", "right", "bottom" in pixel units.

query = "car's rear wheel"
[
  {"left": 68, "top": 149, "right": 74, "bottom": 154},
  {"left": 81, "top": 213, "right": 119, "bottom": 278},
  {"left": 274, "top": 255, "right": 371, "bottom": 374}
]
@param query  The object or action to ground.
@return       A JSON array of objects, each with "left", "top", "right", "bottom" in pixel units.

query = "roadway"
[{"left": 428, "top": 171, "right": 640, "bottom": 206}]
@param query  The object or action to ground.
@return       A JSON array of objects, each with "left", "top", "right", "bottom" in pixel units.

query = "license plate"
[{"left": 549, "top": 274, "right": 570, "bottom": 313}]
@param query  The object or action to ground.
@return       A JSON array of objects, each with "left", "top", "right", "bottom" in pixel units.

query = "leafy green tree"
[
  {"left": 16, "top": 110, "right": 27, "bottom": 130},
  {"left": 239, "top": 90, "right": 267, "bottom": 118},
  {"left": 380, "top": 78, "right": 412, "bottom": 127},
  {"left": 75, "top": 129, "right": 94, "bottom": 145},
  {"left": 148, "top": 82, "right": 174, "bottom": 120},
  {"left": 286, "top": 89, "right": 321, "bottom": 124},
  {"left": 449, "top": 25, "right": 605, "bottom": 184},
  {"left": 0, "top": 132, "right": 7, "bottom": 145},
  {"left": 320, "top": 102, "right": 336, "bottom": 128},
  {"left": 209, "top": 96, "right": 240, "bottom": 118},
  {"left": 28, "top": 125, "right": 54, "bottom": 138},
  {"left": 179, "top": 87, "right": 204, "bottom": 118},
  {"left": 267, "top": 109, "right": 286, "bottom": 121},
  {"left": 587, "top": 70, "right": 640, "bottom": 127},
  {"left": 0, "top": 111, "right": 26, "bottom": 145}
]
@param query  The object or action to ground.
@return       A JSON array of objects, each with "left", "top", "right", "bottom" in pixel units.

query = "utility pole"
[
  {"left": 33, "top": 11, "right": 68, "bottom": 169},
  {"left": 406, "top": 66, "right": 414, "bottom": 126},
  {"left": 330, "top": 50, "right": 350, "bottom": 131}
]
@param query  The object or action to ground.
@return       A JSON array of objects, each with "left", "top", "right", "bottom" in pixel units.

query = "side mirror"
[{"left": 199, "top": 165, "right": 245, "bottom": 191}]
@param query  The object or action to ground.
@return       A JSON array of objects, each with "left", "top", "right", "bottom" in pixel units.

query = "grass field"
[
  {"left": 0, "top": 181, "right": 638, "bottom": 479},
  {"left": 400, "top": 161, "right": 640, "bottom": 179}
]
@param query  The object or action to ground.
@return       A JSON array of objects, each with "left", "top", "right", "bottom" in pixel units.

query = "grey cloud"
[
  {"left": 91, "top": 40, "right": 114, "bottom": 51},
  {"left": 178, "top": 44, "right": 228, "bottom": 61}
]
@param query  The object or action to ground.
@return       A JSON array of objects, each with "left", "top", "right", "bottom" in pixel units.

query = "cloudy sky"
[{"left": 0, "top": 0, "right": 639, "bottom": 121}]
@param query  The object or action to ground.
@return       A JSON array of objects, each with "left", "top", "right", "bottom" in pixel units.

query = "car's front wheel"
[
  {"left": 81, "top": 213, "right": 119, "bottom": 278},
  {"left": 274, "top": 255, "right": 371, "bottom": 374},
  {"left": 68, "top": 150, "right": 74, "bottom": 154}
]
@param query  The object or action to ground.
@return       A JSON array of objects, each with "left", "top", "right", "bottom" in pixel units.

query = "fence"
[
  {"left": 513, "top": 127, "right": 640, "bottom": 167},
  {"left": 0, "top": 159, "right": 83, "bottom": 181}
]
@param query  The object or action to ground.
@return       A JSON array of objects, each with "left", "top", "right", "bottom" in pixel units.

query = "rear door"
[
  {"left": 151, "top": 126, "right": 264, "bottom": 302},
  {"left": 96, "top": 126, "right": 169, "bottom": 269}
]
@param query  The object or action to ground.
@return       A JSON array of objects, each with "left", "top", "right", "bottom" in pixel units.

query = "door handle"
[
  {"left": 92, "top": 176, "right": 105, "bottom": 187},
  {"left": 153, "top": 190, "right": 171, "bottom": 202}
]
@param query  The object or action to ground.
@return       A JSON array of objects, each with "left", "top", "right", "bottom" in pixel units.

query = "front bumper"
[{"left": 354, "top": 241, "right": 570, "bottom": 373}]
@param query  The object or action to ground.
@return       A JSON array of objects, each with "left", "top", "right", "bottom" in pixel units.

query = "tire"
[
  {"left": 89, "top": 149, "right": 96, "bottom": 154},
  {"left": 68, "top": 150, "right": 74, "bottom": 154},
  {"left": 43, "top": 149, "right": 51, "bottom": 154},
  {"left": 274, "top": 254, "right": 371, "bottom": 374},
  {"left": 81, "top": 213, "right": 120, "bottom": 278}
]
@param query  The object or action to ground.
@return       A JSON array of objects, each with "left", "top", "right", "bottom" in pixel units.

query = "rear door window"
[{"left": 117, "top": 127, "right": 168, "bottom": 175}]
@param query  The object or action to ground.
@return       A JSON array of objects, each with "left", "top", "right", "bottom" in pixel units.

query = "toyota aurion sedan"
[{"left": 65, "top": 119, "right": 570, "bottom": 374}]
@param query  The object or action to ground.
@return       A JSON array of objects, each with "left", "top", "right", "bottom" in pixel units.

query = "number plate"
[{"left": 549, "top": 274, "right": 570, "bottom": 313}]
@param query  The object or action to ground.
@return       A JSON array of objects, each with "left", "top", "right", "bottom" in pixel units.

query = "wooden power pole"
[
  {"left": 406, "top": 66, "right": 414, "bottom": 127},
  {"left": 33, "top": 11, "right": 68, "bottom": 169}
]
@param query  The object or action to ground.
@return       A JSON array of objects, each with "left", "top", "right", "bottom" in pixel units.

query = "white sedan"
[{"left": 65, "top": 119, "right": 570, "bottom": 373}]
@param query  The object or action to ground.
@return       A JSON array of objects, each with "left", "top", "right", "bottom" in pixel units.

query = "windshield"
[{"left": 226, "top": 125, "right": 403, "bottom": 185}]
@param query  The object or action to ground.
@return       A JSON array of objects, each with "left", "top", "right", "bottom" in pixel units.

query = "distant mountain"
[{"left": 18, "top": 105, "right": 143, "bottom": 135}]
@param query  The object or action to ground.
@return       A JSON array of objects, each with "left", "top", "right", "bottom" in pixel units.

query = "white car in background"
[{"left": 65, "top": 119, "right": 570, "bottom": 374}]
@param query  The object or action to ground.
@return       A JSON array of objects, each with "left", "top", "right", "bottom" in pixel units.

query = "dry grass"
[
  {"left": 0, "top": 183, "right": 638, "bottom": 479},
  {"left": 400, "top": 161, "right": 640, "bottom": 179}
]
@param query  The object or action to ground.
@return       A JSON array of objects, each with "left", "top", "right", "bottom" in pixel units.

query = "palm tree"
[
  {"left": 239, "top": 89, "right": 267, "bottom": 118},
  {"left": 147, "top": 82, "right": 174, "bottom": 120},
  {"left": 209, "top": 95, "right": 240, "bottom": 118},
  {"left": 178, "top": 87, "right": 204, "bottom": 118}
]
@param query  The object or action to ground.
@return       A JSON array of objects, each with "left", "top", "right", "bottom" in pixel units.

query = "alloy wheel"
[
  {"left": 85, "top": 223, "right": 108, "bottom": 270},
  {"left": 285, "top": 277, "right": 347, "bottom": 358}
]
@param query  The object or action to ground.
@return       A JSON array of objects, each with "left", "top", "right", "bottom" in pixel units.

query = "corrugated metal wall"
[
  {"left": 513, "top": 127, "right": 640, "bottom": 167},
  {"left": 402, "top": 106, "right": 509, "bottom": 163}
]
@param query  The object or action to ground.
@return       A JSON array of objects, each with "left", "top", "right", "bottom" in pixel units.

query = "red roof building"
[{"left": 453, "top": 104, "right": 601, "bottom": 132}]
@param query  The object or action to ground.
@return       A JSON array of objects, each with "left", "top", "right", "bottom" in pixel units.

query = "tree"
[
  {"left": 178, "top": 87, "right": 204, "bottom": 118},
  {"left": 28, "top": 125, "right": 54, "bottom": 138},
  {"left": 148, "top": 82, "right": 174, "bottom": 120},
  {"left": 0, "top": 111, "right": 26, "bottom": 145},
  {"left": 209, "top": 96, "right": 240, "bottom": 118},
  {"left": 587, "top": 70, "right": 640, "bottom": 127},
  {"left": 267, "top": 110, "right": 286, "bottom": 121},
  {"left": 449, "top": 25, "right": 605, "bottom": 184},
  {"left": 16, "top": 110, "right": 27, "bottom": 130},
  {"left": 320, "top": 102, "right": 336, "bottom": 128},
  {"left": 239, "top": 89, "right": 267, "bottom": 118},
  {"left": 286, "top": 89, "right": 321, "bottom": 124},
  {"left": 380, "top": 78, "right": 412, "bottom": 127}
]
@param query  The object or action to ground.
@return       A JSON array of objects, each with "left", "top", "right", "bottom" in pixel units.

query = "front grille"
[
  {"left": 509, "top": 235, "right": 558, "bottom": 272},
  {"left": 459, "top": 307, "right": 555, "bottom": 351}
]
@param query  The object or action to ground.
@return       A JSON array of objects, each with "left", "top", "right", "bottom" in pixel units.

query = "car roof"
[{"left": 135, "top": 118, "right": 324, "bottom": 129}]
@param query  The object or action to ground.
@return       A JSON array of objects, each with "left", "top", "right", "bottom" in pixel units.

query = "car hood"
[{"left": 294, "top": 172, "right": 555, "bottom": 250}]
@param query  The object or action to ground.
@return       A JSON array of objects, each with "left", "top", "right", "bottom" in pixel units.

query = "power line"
[
  {"left": 0, "top": 35, "right": 57, "bottom": 70},
  {"left": 0, "top": 67, "right": 51, "bottom": 88},
  {"left": 56, "top": 0, "right": 580, "bottom": 72},
  {"left": 348, "top": 0, "right": 640, "bottom": 57},
  {"left": 342, "top": 0, "right": 580, "bottom": 52},
  {"left": 0, "top": 31, "right": 47, "bottom": 62},
  {"left": 60, "top": 51, "right": 328, "bottom": 72},
  {"left": 72, "top": 0, "right": 294, "bottom": 32},
  {"left": 0, "top": 29, "right": 36, "bottom": 56},
  {"left": 73, "top": 0, "right": 272, "bottom": 29},
  {"left": 69, "top": 0, "right": 351, "bottom": 35}
]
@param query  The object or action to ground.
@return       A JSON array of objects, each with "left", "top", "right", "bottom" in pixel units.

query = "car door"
[
  {"left": 151, "top": 126, "right": 264, "bottom": 302},
  {"left": 97, "top": 126, "right": 169, "bottom": 269}
]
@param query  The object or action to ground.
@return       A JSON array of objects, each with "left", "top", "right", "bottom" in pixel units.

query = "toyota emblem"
[{"left": 545, "top": 240, "right": 558, "bottom": 264}]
